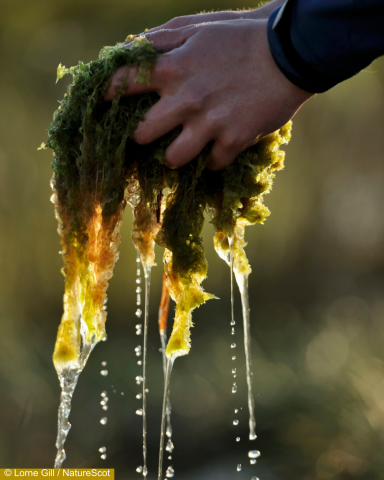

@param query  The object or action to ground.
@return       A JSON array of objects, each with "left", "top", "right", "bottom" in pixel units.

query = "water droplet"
[
  {"left": 136, "top": 268, "right": 141, "bottom": 276},
  {"left": 100, "top": 399, "right": 107, "bottom": 406},
  {"left": 234, "top": 409, "right": 238, "bottom": 413},
  {"left": 233, "top": 419, "right": 239, "bottom": 426},
  {"left": 251, "top": 477, "right": 260, "bottom": 480},
  {"left": 166, "top": 426, "right": 172, "bottom": 437},
  {"left": 231, "top": 343, "right": 236, "bottom": 349},
  {"left": 100, "top": 454, "right": 107, "bottom": 460},
  {"left": 231, "top": 327, "right": 235, "bottom": 335},
  {"left": 101, "top": 391, "right": 107, "bottom": 398},
  {"left": 168, "top": 456, "right": 172, "bottom": 460},
  {"left": 230, "top": 319, "right": 235, "bottom": 326},
  {"left": 136, "top": 287, "right": 142, "bottom": 293},
  {"left": 248, "top": 450, "right": 261, "bottom": 459},
  {"left": 102, "top": 406, "right": 108, "bottom": 411},
  {"left": 136, "top": 409, "right": 143, "bottom": 416},
  {"left": 99, "top": 447, "right": 106, "bottom": 453},
  {"left": 135, "top": 309, "right": 142, "bottom": 318},
  {"left": 102, "top": 335, "right": 107, "bottom": 342},
  {"left": 135, "top": 345, "right": 141, "bottom": 355},
  {"left": 145, "top": 388, "right": 149, "bottom": 393},
  {"left": 165, "top": 439, "right": 174, "bottom": 452},
  {"left": 136, "top": 295, "right": 141, "bottom": 305},
  {"left": 135, "top": 376, "right": 143, "bottom": 385},
  {"left": 137, "top": 360, "right": 142, "bottom": 366},
  {"left": 136, "top": 466, "right": 143, "bottom": 473},
  {"left": 232, "top": 356, "right": 236, "bottom": 360},
  {"left": 232, "top": 383, "right": 237, "bottom": 393},
  {"left": 236, "top": 437, "right": 240, "bottom": 442},
  {"left": 165, "top": 466, "right": 175, "bottom": 478},
  {"left": 142, "top": 467, "right": 148, "bottom": 477},
  {"left": 121, "top": 392, "right": 124, "bottom": 396},
  {"left": 249, "top": 434, "right": 258, "bottom": 441},
  {"left": 232, "top": 368, "right": 237, "bottom": 374},
  {"left": 101, "top": 361, "right": 107, "bottom": 367},
  {"left": 113, "top": 389, "right": 116, "bottom": 393},
  {"left": 250, "top": 459, "right": 257, "bottom": 465},
  {"left": 100, "top": 417, "right": 107, "bottom": 425},
  {"left": 136, "top": 278, "right": 142, "bottom": 284},
  {"left": 236, "top": 464, "right": 241, "bottom": 472},
  {"left": 136, "top": 393, "right": 142, "bottom": 400},
  {"left": 100, "top": 370, "right": 108, "bottom": 377}
]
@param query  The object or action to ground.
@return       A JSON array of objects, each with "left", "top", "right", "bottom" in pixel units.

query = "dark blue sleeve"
[{"left": 267, "top": 0, "right": 384, "bottom": 93}]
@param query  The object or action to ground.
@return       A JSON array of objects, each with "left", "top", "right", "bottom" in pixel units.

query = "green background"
[{"left": 1, "top": 0, "right": 384, "bottom": 479}]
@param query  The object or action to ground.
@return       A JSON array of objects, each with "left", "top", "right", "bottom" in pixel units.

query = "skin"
[{"left": 105, "top": 3, "right": 314, "bottom": 170}]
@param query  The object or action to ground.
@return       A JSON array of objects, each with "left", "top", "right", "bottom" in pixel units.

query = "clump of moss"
[{"left": 44, "top": 36, "right": 291, "bottom": 368}]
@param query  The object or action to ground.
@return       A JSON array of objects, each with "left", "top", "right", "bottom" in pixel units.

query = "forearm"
[{"left": 268, "top": 0, "right": 384, "bottom": 93}]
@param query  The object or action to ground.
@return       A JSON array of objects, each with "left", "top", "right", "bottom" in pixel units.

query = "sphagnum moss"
[{"left": 45, "top": 33, "right": 290, "bottom": 389}]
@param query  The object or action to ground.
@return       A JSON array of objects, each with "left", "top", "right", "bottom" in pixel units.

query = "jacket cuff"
[{"left": 267, "top": 4, "right": 348, "bottom": 94}]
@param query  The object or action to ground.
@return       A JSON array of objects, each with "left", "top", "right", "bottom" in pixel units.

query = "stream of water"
[{"left": 158, "top": 358, "right": 175, "bottom": 480}]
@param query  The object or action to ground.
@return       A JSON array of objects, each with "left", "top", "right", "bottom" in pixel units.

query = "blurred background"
[{"left": 1, "top": 0, "right": 384, "bottom": 479}]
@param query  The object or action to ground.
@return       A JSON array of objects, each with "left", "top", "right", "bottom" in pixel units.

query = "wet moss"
[{"left": 45, "top": 36, "right": 291, "bottom": 366}]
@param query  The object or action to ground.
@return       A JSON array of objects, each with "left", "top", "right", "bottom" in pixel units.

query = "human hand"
[
  {"left": 105, "top": 19, "right": 313, "bottom": 170},
  {"left": 142, "top": 0, "right": 286, "bottom": 35}
]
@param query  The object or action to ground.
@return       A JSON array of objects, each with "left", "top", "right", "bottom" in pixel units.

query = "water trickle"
[
  {"left": 236, "top": 464, "right": 242, "bottom": 472},
  {"left": 54, "top": 343, "right": 93, "bottom": 468},
  {"left": 158, "top": 359, "right": 175, "bottom": 480},
  {"left": 100, "top": 417, "right": 107, "bottom": 425},
  {"left": 140, "top": 262, "right": 151, "bottom": 478},
  {"left": 100, "top": 370, "right": 108, "bottom": 377},
  {"left": 165, "top": 466, "right": 175, "bottom": 478},
  {"left": 233, "top": 419, "right": 239, "bottom": 426},
  {"left": 234, "top": 271, "right": 256, "bottom": 441}
]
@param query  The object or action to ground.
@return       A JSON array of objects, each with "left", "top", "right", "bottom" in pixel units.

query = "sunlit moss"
[{"left": 44, "top": 36, "right": 291, "bottom": 368}]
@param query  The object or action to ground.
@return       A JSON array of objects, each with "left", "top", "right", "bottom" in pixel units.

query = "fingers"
[
  {"left": 164, "top": 125, "right": 212, "bottom": 169},
  {"left": 208, "top": 136, "right": 250, "bottom": 171},
  {"left": 104, "top": 65, "right": 155, "bottom": 101},
  {"left": 143, "top": 26, "right": 197, "bottom": 53},
  {"left": 133, "top": 98, "right": 183, "bottom": 145}
]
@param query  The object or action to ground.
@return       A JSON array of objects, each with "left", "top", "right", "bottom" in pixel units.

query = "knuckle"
[{"left": 182, "top": 90, "right": 203, "bottom": 112}]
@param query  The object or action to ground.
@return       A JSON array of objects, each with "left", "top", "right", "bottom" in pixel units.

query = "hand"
[
  {"left": 105, "top": 19, "right": 313, "bottom": 170},
  {"left": 143, "top": 0, "right": 286, "bottom": 35}
]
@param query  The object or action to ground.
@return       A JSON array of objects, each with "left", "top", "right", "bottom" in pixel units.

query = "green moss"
[{"left": 45, "top": 36, "right": 291, "bottom": 362}]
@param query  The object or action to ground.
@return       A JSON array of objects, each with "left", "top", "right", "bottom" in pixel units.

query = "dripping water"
[
  {"left": 234, "top": 271, "right": 257, "bottom": 441},
  {"left": 141, "top": 261, "right": 151, "bottom": 477},
  {"left": 158, "top": 358, "right": 175, "bottom": 480},
  {"left": 54, "top": 342, "right": 93, "bottom": 468},
  {"left": 160, "top": 332, "right": 173, "bottom": 440}
]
